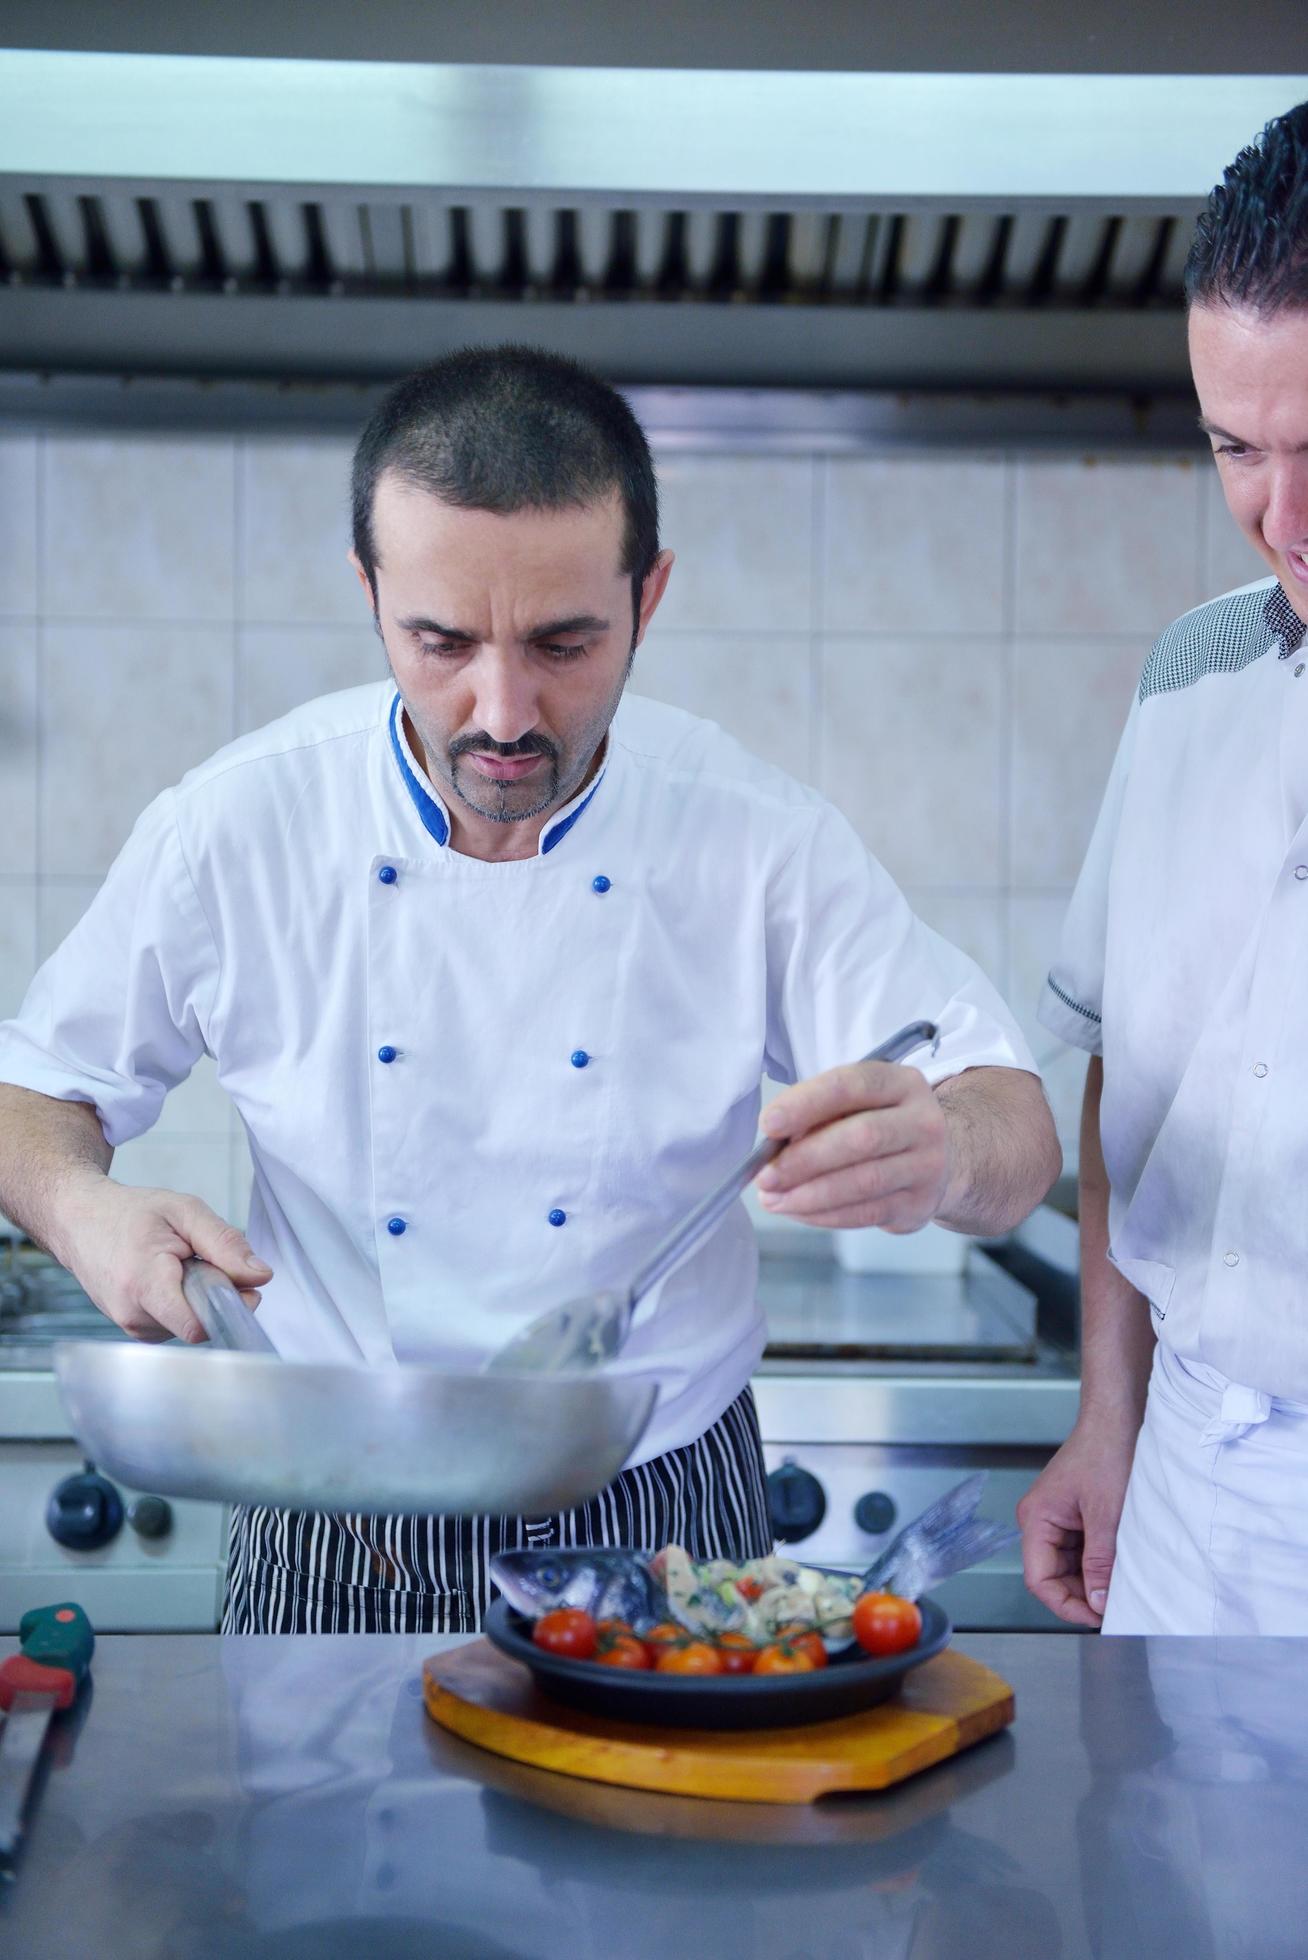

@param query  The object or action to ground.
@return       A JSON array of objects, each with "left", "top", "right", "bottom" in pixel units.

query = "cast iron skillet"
[{"left": 483, "top": 1594, "right": 952, "bottom": 1730}]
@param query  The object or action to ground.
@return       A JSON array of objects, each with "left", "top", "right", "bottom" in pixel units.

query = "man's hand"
[
  {"left": 1017, "top": 1418, "right": 1138, "bottom": 1628},
  {"left": 59, "top": 1175, "right": 273, "bottom": 1345},
  {"left": 755, "top": 1061, "right": 949, "bottom": 1232}
]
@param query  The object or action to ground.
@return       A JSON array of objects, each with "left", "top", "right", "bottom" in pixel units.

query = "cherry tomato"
[
  {"left": 655, "top": 1640, "right": 723, "bottom": 1675},
  {"left": 736, "top": 1576, "right": 764, "bottom": 1603},
  {"left": 532, "top": 1608, "right": 597, "bottom": 1660},
  {"left": 775, "top": 1623, "right": 828, "bottom": 1669},
  {"left": 643, "top": 1620, "right": 688, "bottom": 1648},
  {"left": 596, "top": 1630, "right": 653, "bottom": 1670},
  {"left": 714, "top": 1631, "right": 760, "bottom": 1675},
  {"left": 852, "top": 1591, "right": 923, "bottom": 1657},
  {"left": 753, "top": 1642, "right": 818, "bottom": 1675}
]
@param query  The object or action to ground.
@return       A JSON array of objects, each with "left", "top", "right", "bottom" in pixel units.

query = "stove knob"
[
  {"left": 767, "top": 1459, "right": 827, "bottom": 1543},
  {"left": 854, "top": 1490, "right": 898, "bottom": 1536},
  {"left": 127, "top": 1495, "right": 174, "bottom": 1541},
  {"left": 46, "top": 1470, "right": 125, "bottom": 1551}
]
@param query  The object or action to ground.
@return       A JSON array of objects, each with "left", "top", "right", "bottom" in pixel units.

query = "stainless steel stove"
[
  {"left": 753, "top": 1225, "right": 1081, "bottom": 1631},
  {"left": 0, "top": 1238, "right": 228, "bottom": 1633}
]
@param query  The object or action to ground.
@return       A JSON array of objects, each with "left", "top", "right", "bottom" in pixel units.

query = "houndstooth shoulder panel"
[{"left": 1138, "top": 581, "right": 1305, "bottom": 704}]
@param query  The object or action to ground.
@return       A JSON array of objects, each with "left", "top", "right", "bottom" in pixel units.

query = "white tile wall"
[
  {"left": 43, "top": 435, "right": 237, "bottom": 622},
  {"left": 0, "top": 429, "right": 1241, "bottom": 1206},
  {"left": 0, "top": 437, "right": 38, "bottom": 617},
  {"left": 823, "top": 457, "right": 1008, "bottom": 635}
]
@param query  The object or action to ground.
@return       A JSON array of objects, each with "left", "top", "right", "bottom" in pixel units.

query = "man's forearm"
[
  {"left": 933, "top": 1065, "right": 1062, "bottom": 1236},
  {"left": 1076, "top": 1055, "right": 1154, "bottom": 1426},
  {"left": 0, "top": 1084, "right": 112, "bottom": 1267}
]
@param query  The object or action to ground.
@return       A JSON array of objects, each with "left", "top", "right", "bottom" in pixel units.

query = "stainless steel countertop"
[{"left": 1, "top": 1630, "right": 1304, "bottom": 1957}]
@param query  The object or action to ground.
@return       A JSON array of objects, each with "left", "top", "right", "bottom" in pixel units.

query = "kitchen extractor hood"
[{"left": 2, "top": 52, "right": 1306, "bottom": 406}]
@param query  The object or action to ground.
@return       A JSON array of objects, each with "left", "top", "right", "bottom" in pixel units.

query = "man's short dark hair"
[
  {"left": 351, "top": 345, "right": 660, "bottom": 623},
  {"left": 1185, "top": 99, "right": 1308, "bottom": 312}
]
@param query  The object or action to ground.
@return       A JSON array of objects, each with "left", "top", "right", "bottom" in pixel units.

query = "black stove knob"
[
  {"left": 854, "top": 1490, "right": 898, "bottom": 1536},
  {"left": 46, "top": 1470, "right": 125, "bottom": 1551},
  {"left": 127, "top": 1495, "right": 173, "bottom": 1541},
  {"left": 767, "top": 1460, "right": 827, "bottom": 1543}
]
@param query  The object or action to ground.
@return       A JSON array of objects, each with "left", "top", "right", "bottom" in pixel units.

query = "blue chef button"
[
  {"left": 378, "top": 865, "right": 398, "bottom": 885},
  {"left": 387, "top": 1216, "right": 407, "bottom": 1236},
  {"left": 547, "top": 1209, "right": 567, "bottom": 1228},
  {"left": 570, "top": 1050, "right": 590, "bottom": 1069},
  {"left": 378, "top": 1045, "right": 398, "bottom": 1064},
  {"left": 591, "top": 875, "right": 611, "bottom": 894}
]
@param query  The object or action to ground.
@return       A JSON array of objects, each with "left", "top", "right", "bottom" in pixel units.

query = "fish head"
[{"left": 489, "top": 1549, "right": 663, "bottom": 1625}]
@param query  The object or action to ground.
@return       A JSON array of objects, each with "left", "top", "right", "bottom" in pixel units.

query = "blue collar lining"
[{"left": 388, "top": 694, "right": 450, "bottom": 846}]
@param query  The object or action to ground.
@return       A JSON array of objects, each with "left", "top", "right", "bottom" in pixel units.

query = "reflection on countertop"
[{"left": 5, "top": 1630, "right": 1308, "bottom": 1959}]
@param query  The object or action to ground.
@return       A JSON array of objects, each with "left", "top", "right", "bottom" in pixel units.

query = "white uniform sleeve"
[
  {"left": 0, "top": 790, "right": 218, "bottom": 1146},
  {"left": 1037, "top": 692, "right": 1140, "bottom": 1058},
  {"left": 763, "top": 802, "right": 1035, "bottom": 1087}
]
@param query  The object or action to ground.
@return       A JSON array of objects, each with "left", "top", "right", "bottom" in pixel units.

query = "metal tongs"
[{"left": 487, "top": 1019, "right": 941, "bottom": 1374}]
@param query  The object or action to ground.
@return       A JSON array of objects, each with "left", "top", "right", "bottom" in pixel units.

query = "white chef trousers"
[{"left": 1103, "top": 1336, "right": 1308, "bottom": 1635}]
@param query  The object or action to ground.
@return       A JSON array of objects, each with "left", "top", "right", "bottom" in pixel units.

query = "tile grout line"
[
  {"left": 809, "top": 453, "right": 825, "bottom": 790},
  {"left": 998, "top": 452, "right": 1020, "bottom": 999},
  {"left": 232, "top": 436, "right": 244, "bottom": 741},
  {"left": 32, "top": 432, "right": 45, "bottom": 973}
]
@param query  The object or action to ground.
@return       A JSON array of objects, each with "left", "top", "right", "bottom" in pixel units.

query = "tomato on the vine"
[
  {"left": 531, "top": 1608, "right": 597, "bottom": 1660},
  {"left": 774, "top": 1623, "right": 828, "bottom": 1669},
  {"left": 655, "top": 1640, "right": 723, "bottom": 1675},
  {"left": 852, "top": 1591, "right": 922, "bottom": 1657},
  {"left": 714, "top": 1631, "right": 759, "bottom": 1674},
  {"left": 597, "top": 1632, "right": 652, "bottom": 1669},
  {"left": 753, "top": 1642, "right": 818, "bottom": 1675},
  {"left": 643, "top": 1620, "right": 687, "bottom": 1648}
]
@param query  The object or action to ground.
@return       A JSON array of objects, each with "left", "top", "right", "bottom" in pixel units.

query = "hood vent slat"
[{"left": 1, "top": 188, "right": 1203, "bottom": 310}]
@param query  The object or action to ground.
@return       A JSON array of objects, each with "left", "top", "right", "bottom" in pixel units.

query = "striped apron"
[{"left": 221, "top": 1385, "right": 772, "bottom": 1634}]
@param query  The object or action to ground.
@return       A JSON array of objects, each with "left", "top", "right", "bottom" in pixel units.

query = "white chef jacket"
[
  {"left": 0, "top": 683, "right": 1032, "bottom": 1464},
  {"left": 1041, "top": 575, "right": 1308, "bottom": 1402}
]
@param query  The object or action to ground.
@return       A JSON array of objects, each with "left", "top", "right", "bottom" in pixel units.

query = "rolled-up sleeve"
[
  {"left": 0, "top": 790, "right": 219, "bottom": 1145},
  {"left": 763, "top": 802, "right": 1035, "bottom": 1087},
  {"left": 1038, "top": 695, "right": 1140, "bottom": 1058}
]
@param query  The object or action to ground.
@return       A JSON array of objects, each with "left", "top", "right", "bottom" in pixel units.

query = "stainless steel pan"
[{"left": 53, "top": 1261, "right": 658, "bottom": 1515}]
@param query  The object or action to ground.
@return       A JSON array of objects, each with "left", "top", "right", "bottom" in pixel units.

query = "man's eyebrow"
[
  {"left": 392, "top": 614, "right": 611, "bottom": 639},
  {"left": 1197, "top": 417, "right": 1308, "bottom": 455},
  {"left": 1197, "top": 418, "right": 1248, "bottom": 444},
  {"left": 530, "top": 614, "right": 610, "bottom": 639},
  {"left": 396, "top": 615, "right": 472, "bottom": 638}
]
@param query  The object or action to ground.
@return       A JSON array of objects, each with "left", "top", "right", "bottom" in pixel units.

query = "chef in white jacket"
[
  {"left": 0, "top": 345, "right": 1058, "bottom": 1631},
  {"left": 1020, "top": 100, "right": 1308, "bottom": 1634}
]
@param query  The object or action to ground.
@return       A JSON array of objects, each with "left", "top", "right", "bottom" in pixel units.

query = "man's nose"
[
  {"left": 471, "top": 651, "right": 540, "bottom": 744},
  {"left": 1262, "top": 461, "right": 1308, "bottom": 553}
]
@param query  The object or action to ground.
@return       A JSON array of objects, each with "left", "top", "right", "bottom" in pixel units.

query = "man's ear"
[
  {"left": 633, "top": 550, "right": 675, "bottom": 650},
  {"left": 347, "top": 549, "right": 377, "bottom": 609}
]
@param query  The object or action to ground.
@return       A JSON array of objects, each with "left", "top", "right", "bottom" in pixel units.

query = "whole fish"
[
  {"left": 860, "top": 1472, "right": 1018, "bottom": 1602},
  {"left": 490, "top": 1547, "right": 666, "bottom": 1626},
  {"left": 490, "top": 1475, "right": 1018, "bottom": 1639}
]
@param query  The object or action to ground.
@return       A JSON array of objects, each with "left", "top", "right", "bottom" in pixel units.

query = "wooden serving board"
[{"left": 422, "top": 1641, "right": 1014, "bottom": 1805}]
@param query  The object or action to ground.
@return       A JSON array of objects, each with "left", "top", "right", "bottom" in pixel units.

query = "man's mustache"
[{"left": 448, "top": 732, "right": 559, "bottom": 762}]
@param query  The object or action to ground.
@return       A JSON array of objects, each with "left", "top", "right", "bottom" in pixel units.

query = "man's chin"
[{"left": 451, "top": 768, "right": 560, "bottom": 825}]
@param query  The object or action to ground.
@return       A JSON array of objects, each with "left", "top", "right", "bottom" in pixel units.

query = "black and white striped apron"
[{"left": 221, "top": 1385, "right": 772, "bottom": 1633}]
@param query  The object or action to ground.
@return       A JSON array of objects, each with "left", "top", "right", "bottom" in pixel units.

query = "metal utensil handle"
[
  {"left": 181, "top": 1258, "right": 278, "bottom": 1354},
  {"left": 628, "top": 1019, "right": 940, "bottom": 1308}
]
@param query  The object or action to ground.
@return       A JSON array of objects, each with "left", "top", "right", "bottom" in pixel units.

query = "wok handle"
[
  {"left": 181, "top": 1259, "right": 278, "bottom": 1354},
  {"left": 628, "top": 1019, "right": 941, "bottom": 1309}
]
